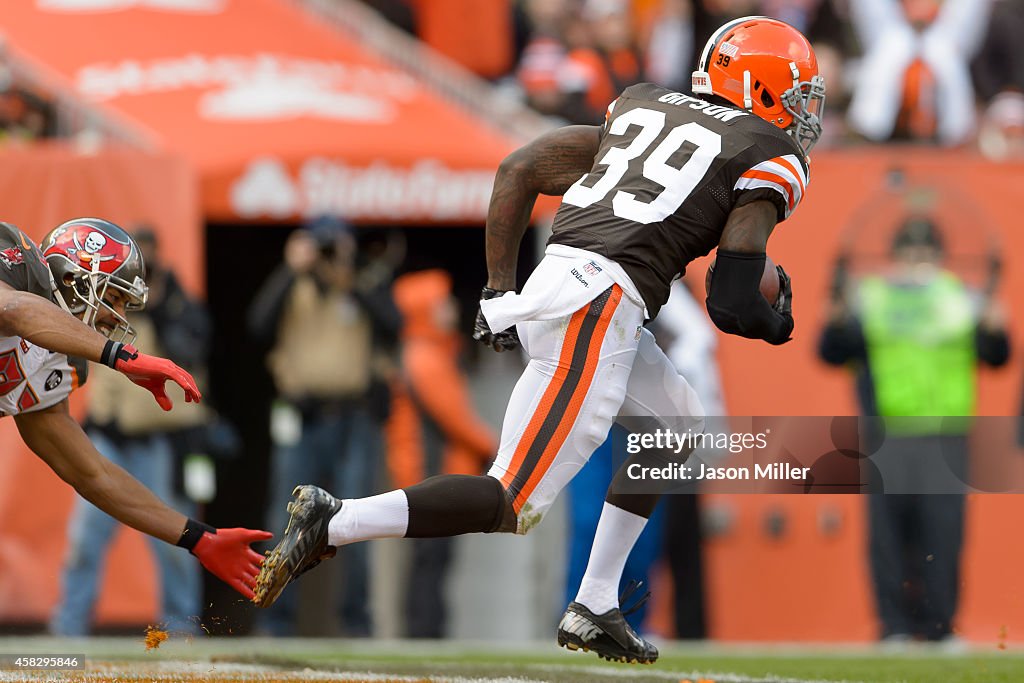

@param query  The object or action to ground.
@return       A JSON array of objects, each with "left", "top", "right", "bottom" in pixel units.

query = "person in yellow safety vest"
[{"left": 818, "top": 215, "right": 1010, "bottom": 644}]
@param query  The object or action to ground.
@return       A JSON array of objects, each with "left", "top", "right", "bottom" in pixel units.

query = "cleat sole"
[{"left": 559, "top": 637, "right": 655, "bottom": 665}]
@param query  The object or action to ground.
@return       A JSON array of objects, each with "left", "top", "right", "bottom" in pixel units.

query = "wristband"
[
  {"left": 101, "top": 340, "right": 138, "bottom": 369},
  {"left": 100, "top": 340, "right": 123, "bottom": 368},
  {"left": 176, "top": 517, "right": 216, "bottom": 553}
]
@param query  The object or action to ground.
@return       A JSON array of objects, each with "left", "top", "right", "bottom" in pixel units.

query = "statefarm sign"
[{"left": 229, "top": 157, "right": 496, "bottom": 222}]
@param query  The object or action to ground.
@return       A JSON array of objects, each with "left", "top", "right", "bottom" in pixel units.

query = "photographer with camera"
[{"left": 247, "top": 216, "right": 400, "bottom": 636}]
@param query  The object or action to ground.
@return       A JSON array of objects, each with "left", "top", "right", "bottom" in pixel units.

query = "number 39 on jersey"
[
  {"left": 549, "top": 82, "right": 809, "bottom": 317},
  {"left": 564, "top": 108, "right": 723, "bottom": 225}
]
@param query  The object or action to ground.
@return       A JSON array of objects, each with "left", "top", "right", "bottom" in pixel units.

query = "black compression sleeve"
[
  {"left": 705, "top": 250, "right": 792, "bottom": 345},
  {"left": 404, "top": 474, "right": 509, "bottom": 537}
]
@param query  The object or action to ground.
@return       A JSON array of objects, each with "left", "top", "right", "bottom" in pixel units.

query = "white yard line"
[
  {"left": 0, "top": 661, "right": 550, "bottom": 683},
  {"left": 0, "top": 659, "right": 870, "bottom": 683},
  {"left": 519, "top": 662, "right": 869, "bottom": 683}
]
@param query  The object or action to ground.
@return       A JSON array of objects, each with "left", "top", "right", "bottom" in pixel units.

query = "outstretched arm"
[
  {"left": 0, "top": 280, "right": 200, "bottom": 409},
  {"left": 0, "top": 280, "right": 112, "bottom": 364},
  {"left": 16, "top": 400, "right": 190, "bottom": 543},
  {"left": 706, "top": 200, "right": 794, "bottom": 345},
  {"left": 17, "top": 400, "right": 271, "bottom": 598},
  {"left": 485, "top": 125, "right": 601, "bottom": 290}
]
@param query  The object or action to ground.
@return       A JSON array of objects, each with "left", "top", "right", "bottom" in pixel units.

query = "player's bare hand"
[{"left": 473, "top": 288, "right": 520, "bottom": 352}]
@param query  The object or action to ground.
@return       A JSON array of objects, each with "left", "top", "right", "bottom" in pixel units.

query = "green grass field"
[{"left": 0, "top": 636, "right": 1020, "bottom": 682}]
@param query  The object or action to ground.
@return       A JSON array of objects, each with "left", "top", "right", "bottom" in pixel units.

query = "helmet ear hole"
[{"left": 760, "top": 89, "right": 775, "bottom": 108}]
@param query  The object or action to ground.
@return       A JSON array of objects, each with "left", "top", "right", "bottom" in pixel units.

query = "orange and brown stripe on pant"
[{"left": 501, "top": 285, "right": 623, "bottom": 513}]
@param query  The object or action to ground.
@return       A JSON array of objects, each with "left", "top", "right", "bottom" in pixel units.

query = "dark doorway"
[{"left": 202, "top": 223, "right": 535, "bottom": 631}]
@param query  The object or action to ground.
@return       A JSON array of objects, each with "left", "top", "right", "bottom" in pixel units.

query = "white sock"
[
  {"left": 328, "top": 490, "right": 409, "bottom": 546},
  {"left": 573, "top": 502, "right": 648, "bottom": 615}
]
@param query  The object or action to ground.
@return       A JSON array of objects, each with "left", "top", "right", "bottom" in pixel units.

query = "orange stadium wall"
[
  {"left": 686, "top": 149, "right": 1024, "bottom": 644},
  {"left": 0, "top": 142, "right": 201, "bottom": 625}
]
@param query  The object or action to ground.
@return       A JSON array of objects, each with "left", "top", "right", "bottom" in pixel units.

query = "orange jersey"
[{"left": 386, "top": 270, "right": 496, "bottom": 488}]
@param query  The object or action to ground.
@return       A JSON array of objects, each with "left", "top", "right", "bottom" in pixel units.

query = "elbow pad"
[{"left": 705, "top": 251, "right": 793, "bottom": 345}]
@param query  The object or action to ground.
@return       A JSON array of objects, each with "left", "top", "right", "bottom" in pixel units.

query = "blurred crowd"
[
  {"left": 3, "top": 0, "right": 1022, "bottom": 157},
  {"left": 0, "top": 62, "right": 54, "bottom": 143},
  {"left": 367, "top": 0, "right": 1024, "bottom": 158}
]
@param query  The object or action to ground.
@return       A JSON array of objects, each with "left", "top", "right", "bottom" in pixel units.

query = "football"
[{"left": 705, "top": 253, "right": 781, "bottom": 305}]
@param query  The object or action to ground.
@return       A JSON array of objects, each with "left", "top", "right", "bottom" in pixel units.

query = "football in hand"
[{"left": 705, "top": 254, "right": 781, "bottom": 305}]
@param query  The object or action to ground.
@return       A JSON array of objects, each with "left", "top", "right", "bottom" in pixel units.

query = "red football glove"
[
  {"left": 103, "top": 341, "right": 202, "bottom": 411},
  {"left": 192, "top": 527, "right": 273, "bottom": 600}
]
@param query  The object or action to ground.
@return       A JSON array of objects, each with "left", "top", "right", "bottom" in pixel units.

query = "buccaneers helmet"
[
  {"left": 692, "top": 16, "right": 825, "bottom": 154},
  {"left": 40, "top": 218, "right": 148, "bottom": 342}
]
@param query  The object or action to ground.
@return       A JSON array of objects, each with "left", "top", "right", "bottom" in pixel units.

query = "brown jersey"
[{"left": 549, "top": 82, "right": 809, "bottom": 317}]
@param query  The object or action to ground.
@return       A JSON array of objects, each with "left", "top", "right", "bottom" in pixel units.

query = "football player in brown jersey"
[
  {"left": 256, "top": 16, "right": 823, "bottom": 664},
  {"left": 0, "top": 218, "right": 270, "bottom": 600}
]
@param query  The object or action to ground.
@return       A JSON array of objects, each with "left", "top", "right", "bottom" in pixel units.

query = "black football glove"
[
  {"left": 770, "top": 264, "right": 794, "bottom": 345},
  {"left": 773, "top": 265, "right": 792, "bottom": 316},
  {"left": 473, "top": 287, "right": 520, "bottom": 352}
]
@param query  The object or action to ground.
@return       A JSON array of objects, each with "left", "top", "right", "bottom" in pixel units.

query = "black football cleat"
[
  {"left": 556, "top": 581, "right": 658, "bottom": 664},
  {"left": 252, "top": 485, "right": 342, "bottom": 608}
]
